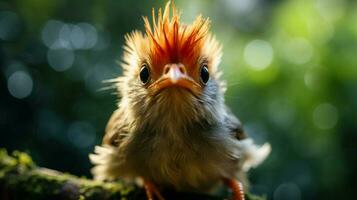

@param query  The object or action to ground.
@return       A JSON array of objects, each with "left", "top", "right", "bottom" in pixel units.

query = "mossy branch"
[{"left": 0, "top": 149, "right": 264, "bottom": 200}]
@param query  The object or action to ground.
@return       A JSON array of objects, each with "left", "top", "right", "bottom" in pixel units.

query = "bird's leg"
[
  {"left": 223, "top": 178, "right": 245, "bottom": 200},
  {"left": 144, "top": 180, "right": 165, "bottom": 200}
]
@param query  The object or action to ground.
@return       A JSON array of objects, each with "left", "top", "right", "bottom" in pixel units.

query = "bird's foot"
[
  {"left": 144, "top": 180, "right": 165, "bottom": 200},
  {"left": 224, "top": 178, "right": 245, "bottom": 200}
]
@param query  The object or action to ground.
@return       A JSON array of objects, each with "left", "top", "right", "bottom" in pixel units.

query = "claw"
[
  {"left": 144, "top": 180, "right": 165, "bottom": 200},
  {"left": 224, "top": 178, "right": 245, "bottom": 200}
]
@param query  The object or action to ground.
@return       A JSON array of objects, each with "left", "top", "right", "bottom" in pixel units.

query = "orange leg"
[
  {"left": 224, "top": 178, "right": 245, "bottom": 200},
  {"left": 143, "top": 180, "right": 165, "bottom": 200}
]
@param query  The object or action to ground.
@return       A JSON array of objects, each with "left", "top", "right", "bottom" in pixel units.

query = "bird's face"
[
  {"left": 139, "top": 59, "right": 209, "bottom": 97},
  {"left": 117, "top": 2, "right": 224, "bottom": 123}
]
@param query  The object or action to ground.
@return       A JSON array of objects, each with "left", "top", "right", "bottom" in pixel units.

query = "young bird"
[{"left": 90, "top": 2, "right": 271, "bottom": 200}]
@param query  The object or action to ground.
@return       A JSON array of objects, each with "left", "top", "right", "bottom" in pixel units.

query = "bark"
[{"left": 0, "top": 149, "right": 264, "bottom": 200}]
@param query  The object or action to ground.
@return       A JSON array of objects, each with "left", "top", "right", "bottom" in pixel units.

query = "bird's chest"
[{"left": 131, "top": 126, "right": 236, "bottom": 191}]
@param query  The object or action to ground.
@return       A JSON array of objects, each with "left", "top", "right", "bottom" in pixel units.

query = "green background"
[{"left": 0, "top": 0, "right": 356, "bottom": 199}]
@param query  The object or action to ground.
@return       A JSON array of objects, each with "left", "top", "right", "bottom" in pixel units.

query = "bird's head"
[{"left": 116, "top": 2, "right": 225, "bottom": 124}]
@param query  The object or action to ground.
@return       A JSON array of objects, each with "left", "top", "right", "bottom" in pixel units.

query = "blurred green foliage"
[{"left": 0, "top": 0, "right": 356, "bottom": 200}]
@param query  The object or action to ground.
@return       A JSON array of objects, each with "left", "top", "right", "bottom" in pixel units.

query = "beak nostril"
[
  {"left": 164, "top": 66, "right": 170, "bottom": 74},
  {"left": 179, "top": 66, "right": 185, "bottom": 74},
  {"left": 163, "top": 64, "right": 186, "bottom": 75}
]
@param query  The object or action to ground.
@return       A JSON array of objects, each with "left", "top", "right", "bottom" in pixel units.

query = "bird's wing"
[
  {"left": 102, "top": 107, "right": 129, "bottom": 146},
  {"left": 224, "top": 106, "right": 247, "bottom": 140},
  {"left": 89, "top": 107, "right": 129, "bottom": 180},
  {"left": 224, "top": 106, "right": 271, "bottom": 172}
]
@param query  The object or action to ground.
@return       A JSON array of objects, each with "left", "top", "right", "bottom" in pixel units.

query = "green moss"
[
  {"left": 13, "top": 151, "right": 35, "bottom": 167},
  {"left": 0, "top": 149, "right": 265, "bottom": 200}
]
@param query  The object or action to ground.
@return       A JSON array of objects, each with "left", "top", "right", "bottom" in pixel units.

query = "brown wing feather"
[{"left": 102, "top": 108, "right": 128, "bottom": 146}]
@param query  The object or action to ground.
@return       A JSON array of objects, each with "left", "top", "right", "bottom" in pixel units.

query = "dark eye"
[
  {"left": 139, "top": 64, "right": 150, "bottom": 84},
  {"left": 200, "top": 64, "right": 209, "bottom": 84}
]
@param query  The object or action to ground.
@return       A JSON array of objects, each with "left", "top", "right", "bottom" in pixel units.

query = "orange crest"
[{"left": 143, "top": 1, "right": 210, "bottom": 71}]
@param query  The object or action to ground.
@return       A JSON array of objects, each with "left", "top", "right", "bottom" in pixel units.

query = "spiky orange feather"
[
  {"left": 121, "top": 1, "right": 222, "bottom": 82},
  {"left": 143, "top": 1, "right": 210, "bottom": 72}
]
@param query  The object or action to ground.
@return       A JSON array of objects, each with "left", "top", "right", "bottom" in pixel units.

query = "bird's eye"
[
  {"left": 200, "top": 64, "right": 209, "bottom": 84},
  {"left": 139, "top": 64, "right": 150, "bottom": 84}
]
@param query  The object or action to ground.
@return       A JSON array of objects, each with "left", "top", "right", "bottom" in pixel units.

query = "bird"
[{"left": 90, "top": 2, "right": 271, "bottom": 200}]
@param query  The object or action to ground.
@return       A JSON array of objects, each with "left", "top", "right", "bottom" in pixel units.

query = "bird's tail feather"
[{"left": 239, "top": 139, "right": 271, "bottom": 172}]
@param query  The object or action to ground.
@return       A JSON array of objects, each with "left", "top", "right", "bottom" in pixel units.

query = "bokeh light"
[
  {"left": 244, "top": 40, "right": 274, "bottom": 71},
  {"left": 282, "top": 37, "right": 314, "bottom": 65},
  {"left": 223, "top": 0, "right": 258, "bottom": 15},
  {"left": 304, "top": 69, "right": 322, "bottom": 91},
  {"left": 47, "top": 49, "right": 75, "bottom": 71},
  {"left": 77, "top": 23, "right": 98, "bottom": 49},
  {"left": 313, "top": 103, "right": 339, "bottom": 130},
  {"left": 7, "top": 70, "right": 33, "bottom": 99},
  {"left": 315, "top": 0, "right": 346, "bottom": 22},
  {"left": 42, "top": 20, "right": 65, "bottom": 49},
  {"left": 70, "top": 25, "right": 86, "bottom": 49},
  {"left": 42, "top": 20, "right": 98, "bottom": 50}
]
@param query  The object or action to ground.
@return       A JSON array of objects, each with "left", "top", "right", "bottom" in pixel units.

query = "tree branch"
[{"left": 0, "top": 149, "right": 264, "bottom": 200}]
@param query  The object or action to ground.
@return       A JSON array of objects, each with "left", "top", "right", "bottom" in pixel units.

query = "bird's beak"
[
  {"left": 167, "top": 64, "right": 185, "bottom": 84},
  {"left": 149, "top": 63, "right": 200, "bottom": 94}
]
